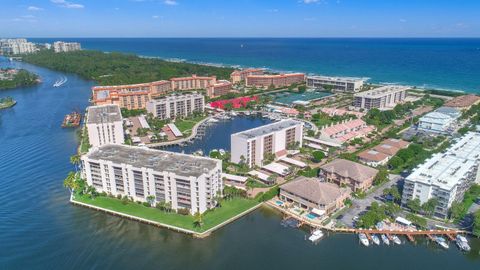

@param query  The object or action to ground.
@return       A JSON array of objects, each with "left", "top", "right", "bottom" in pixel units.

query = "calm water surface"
[{"left": 0, "top": 57, "right": 479, "bottom": 269}]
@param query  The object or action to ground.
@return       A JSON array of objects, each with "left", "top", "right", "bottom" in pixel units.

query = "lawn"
[
  {"left": 73, "top": 194, "right": 259, "bottom": 233},
  {"left": 174, "top": 115, "right": 207, "bottom": 134}
]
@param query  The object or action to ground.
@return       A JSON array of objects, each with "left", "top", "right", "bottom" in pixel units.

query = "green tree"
[
  {"left": 193, "top": 212, "right": 204, "bottom": 228},
  {"left": 387, "top": 156, "right": 404, "bottom": 169},
  {"left": 373, "top": 168, "right": 389, "bottom": 185},
  {"left": 63, "top": 171, "right": 78, "bottom": 194},
  {"left": 406, "top": 198, "right": 422, "bottom": 214},
  {"left": 69, "top": 154, "right": 81, "bottom": 172},
  {"left": 298, "top": 85, "right": 307, "bottom": 93},
  {"left": 421, "top": 198, "right": 438, "bottom": 217},
  {"left": 449, "top": 201, "right": 465, "bottom": 220},
  {"left": 312, "top": 151, "right": 325, "bottom": 162},
  {"left": 146, "top": 195, "right": 156, "bottom": 207}
]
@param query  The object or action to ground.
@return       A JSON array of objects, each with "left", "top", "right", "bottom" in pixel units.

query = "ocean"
[{"left": 31, "top": 38, "right": 480, "bottom": 93}]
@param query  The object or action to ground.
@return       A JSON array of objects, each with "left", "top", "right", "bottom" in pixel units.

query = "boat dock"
[{"left": 62, "top": 112, "right": 81, "bottom": 128}]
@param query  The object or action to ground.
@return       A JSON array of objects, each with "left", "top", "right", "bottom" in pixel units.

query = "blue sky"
[{"left": 1, "top": 0, "right": 479, "bottom": 37}]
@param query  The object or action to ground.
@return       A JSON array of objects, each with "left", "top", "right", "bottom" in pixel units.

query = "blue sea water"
[{"left": 31, "top": 38, "right": 480, "bottom": 93}]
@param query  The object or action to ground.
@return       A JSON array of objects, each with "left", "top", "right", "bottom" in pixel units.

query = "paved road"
[{"left": 337, "top": 174, "right": 402, "bottom": 227}]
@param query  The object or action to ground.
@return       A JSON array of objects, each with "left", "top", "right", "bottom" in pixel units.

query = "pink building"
[
  {"left": 170, "top": 74, "right": 217, "bottom": 91},
  {"left": 320, "top": 107, "right": 365, "bottom": 118},
  {"left": 319, "top": 119, "right": 374, "bottom": 143},
  {"left": 230, "top": 68, "right": 264, "bottom": 84},
  {"left": 206, "top": 80, "right": 233, "bottom": 98},
  {"left": 245, "top": 73, "right": 305, "bottom": 88}
]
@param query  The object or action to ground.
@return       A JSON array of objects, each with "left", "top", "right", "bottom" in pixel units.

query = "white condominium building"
[
  {"left": 418, "top": 107, "right": 461, "bottom": 134},
  {"left": 231, "top": 119, "right": 303, "bottom": 167},
  {"left": 306, "top": 75, "right": 365, "bottom": 93},
  {"left": 0, "top": 38, "right": 37, "bottom": 55},
  {"left": 86, "top": 104, "right": 124, "bottom": 147},
  {"left": 146, "top": 92, "right": 205, "bottom": 120},
  {"left": 81, "top": 144, "right": 223, "bottom": 214},
  {"left": 353, "top": 85, "right": 409, "bottom": 110},
  {"left": 402, "top": 132, "right": 480, "bottom": 218},
  {"left": 53, "top": 41, "right": 82, "bottom": 53}
]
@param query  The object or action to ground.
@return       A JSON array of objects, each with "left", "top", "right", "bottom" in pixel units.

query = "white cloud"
[
  {"left": 267, "top": 9, "right": 279, "bottom": 13},
  {"left": 152, "top": 15, "right": 160, "bottom": 19},
  {"left": 304, "top": 17, "right": 317, "bottom": 21},
  {"left": 302, "top": 0, "right": 320, "bottom": 4},
  {"left": 399, "top": 18, "right": 407, "bottom": 23},
  {"left": 21, "top": 15, "right": 36, "bottom": 19},
  {"left": 164, "top": 0, "right": 178, "bottom": 5},
  {"left": 51, "top": 0, "right": 84, "bottom": 9},
  {"left": 27, "top": 6, "right": 43, "bottom": 11}
]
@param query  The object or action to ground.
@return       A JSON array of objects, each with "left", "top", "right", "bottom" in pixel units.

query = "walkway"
[{"left": 146, "top": 116, "right": 211, "bottom": 148}]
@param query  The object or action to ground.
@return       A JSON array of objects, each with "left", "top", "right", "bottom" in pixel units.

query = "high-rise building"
[
  {"left": 146, "top": 92, "right": 205, "bottom": 120},
  {"left": 81, "top": 144, "right": 223, "bottom": 214},
  {"left": 0, "top": 38, "right": 37, "bottom": 55},
  {"left": 401, "top": 132, "right": 480, "bottom": 218},
  {"left": 86, "top": 104, "right": 124, "bottom": 147},
  {"left": 53, "top": 41, "right": 82, "bottom": 53},
  {"left": 353, "top": 85, "right": 409, "bottom": 110},
  {"left": 306, "top": 76, "right": 365, "bottom": 93},
  {"left": 230, "top": 119, "right": 303, "bottom": 167}
]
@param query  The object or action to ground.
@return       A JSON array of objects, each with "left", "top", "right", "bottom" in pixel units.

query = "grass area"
[
  {"left": 174, "top": 115, "right": 207, "bottom": 134},
  {"left": 0, "top": 96, "right": 16, "bottom": 109},
  {"left": 79, "top": 127, "right": 91, "bottom": 154},
  {"left": 73, "top": 194, "right": 259, "bottom": 232}
]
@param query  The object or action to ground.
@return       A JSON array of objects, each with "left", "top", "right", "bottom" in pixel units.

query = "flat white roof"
[
  {"left": 262, "top": 162, "right": 290, "bottom": 176},
  {"left": 138, "top": 115, "right": 151, "bottom": 129},
  {"left": 307, "top": 75, "right": 365, "bottom": 83},
  {"left": 248, "top": 170, "right": 270, "bottom": 181},
  {"left": 279, "top": 157, "right": 307, "bottom": 168},
  {"left": 354, "top": 85, "right": 410, "bottom": 98},
  {"left": 167, "top": 123, "right": 183, "bottom": 137},
  {"left": 232, "top": 119, "right": 302, "bottom": 140},
  {"left": 304, "top": 136, "right": 342, "bottom": 147},
  {"left": 221, "top": 173, "right": 248, "bottom": 183},
  {"left": 395, "top": 217, "right": 412, "bottom": 226},
  {"left": 406, "top": 132, "right": 480, "bottom": 190}
]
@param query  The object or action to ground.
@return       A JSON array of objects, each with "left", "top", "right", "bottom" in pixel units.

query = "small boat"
[
  {"left": 308, "top": 229, "right": 324, "bottom": 242},
  {"left": 371, "top": 234, "right": 381, "bottom": 245},
  {"left": 435, "top": 236, "right": 449, "bottom": 249},
  {"left": 230, "top": 111, "right": 238, "bottom": 116},
  {"left": 208, "top": 118, "right": 219, "bottom": 123},
  {"left": 359, "top": 233, "right": 369, "bottom": 247},
  {"left": 61, "top": 111, "right": 81, "bottom": 128},
  {"left": 381, "top": 234, "right": 390, "bottom": 245},
  {"left": 392, "top": 235, "right": 402, "bottom": 245},
  {"left": 456, "top": 235, "right": 471, "bottom": 252},
  {"left": 53, "top": 76, "right": 67, "bottom": 87}
]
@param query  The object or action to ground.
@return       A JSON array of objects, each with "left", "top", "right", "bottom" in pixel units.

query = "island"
[
  {"left": 0, "top": 68, "right": 39, "bottom": 90},
  {"left": 0, "top": 96, "right": 16, "bottom": 109}
]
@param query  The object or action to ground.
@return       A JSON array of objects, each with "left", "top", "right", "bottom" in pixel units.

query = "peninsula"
[{"left": 0, "top": 68, "right": 39, "bottom": 90}]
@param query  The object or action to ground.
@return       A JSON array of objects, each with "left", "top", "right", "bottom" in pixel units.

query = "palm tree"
[
  {"left": 193, "top": 212, "right": 204, "bottom": 228},
  {"left": 70, "top": 154, "right": 81, "bottom": 172},
  {"left": 146, "top": 195, "right": 155, "bottom": 207},
  {"left": 63, "top": 171, "right": 78, "bottom": 194}
]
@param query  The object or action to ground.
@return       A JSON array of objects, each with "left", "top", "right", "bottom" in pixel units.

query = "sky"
[{"left": 0, "top": 0, "right": 479, "bottom": 38}]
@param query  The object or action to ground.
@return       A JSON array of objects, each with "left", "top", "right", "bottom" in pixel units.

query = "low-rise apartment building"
[
  {"left": 319, "top": 159, "right": 378, "bottom": 192},
  {"left": 91, "top": 80, "right": 172, "bottom": 110},
  {"left": 231, "top": 119, "right": 303, "bottom": 167},
  {"left": 170, "top": 75, "right": 217, "bottom": 91},
  {"left": 280, "top": 176, "right": 351, "bottom": 216},
  {"left": 146, "top": 93, "right": 205, "bottom": 120},
  {"left": 245, "top": 73, "right": 305, "bottom": 88},
  {"left": 230, "top": 68, "right": 264, "bottom": 84},
  {"left": 206, "top": 80, "right": 232, "bottom": 98},
  {"left": 401, "top": 132, "right": 480, "bottom": 218},
  {"left": 306, "top": 76, "right": 365, "bottom": 93},
  {"left": 418, "top": 106, "right": 461, "bottom": 134},
  {"left": 86, "top": 104, "right": 124, "bottom": 147},
  {"left": 353, "top": 85, "right": 409, "bottom": 110},
  {"left": 444, "top": 94, "right": 480, "bottom": 110},
  {"left": 53, "top": 41, "right": 82, "bottom": 53},
  {"left": 318, "top": 118, "right": 374, "bottom": 144},
  {"left": 357, "top": 138, "right": 410, "bottom": 167},
  {"left": 81, "top": 144, "right": 223, "bottom": 214}
]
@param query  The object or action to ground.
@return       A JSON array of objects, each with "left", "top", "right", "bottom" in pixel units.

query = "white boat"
[
  {"left": 435, "top": 236, "right": 449, "bottom": 249},
  {"left": 358, "top": 233, "right": 369, "bottom": 247},
  {"left": 230, "top": 111, "right": 238, "bottom": 116},
  {"left": 208, "top": 118, "right": 219, "bottom": 123},
  {"left": 308, "top": 229, "right": 324, "bottom": 242},
  {"left": 392, "top": 235, "right": 402, "bottom": 245},
  {"left": 371, "top": 234, "right": 380, "bottom": 245},
  {"left": 455, "top": 235, "right": 471, "bottom": 252},
  {"left": 381, "top": 234, "right": 390, "bottom": 245}
]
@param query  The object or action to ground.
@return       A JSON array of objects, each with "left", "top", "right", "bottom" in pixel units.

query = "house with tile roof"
[{"left": 319, "top": 159, "right": 378, "bottom": 192}]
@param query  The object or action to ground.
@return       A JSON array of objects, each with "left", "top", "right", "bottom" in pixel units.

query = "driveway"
[{"left": 337, "top": 174, "right": 402, "bottom": 227}]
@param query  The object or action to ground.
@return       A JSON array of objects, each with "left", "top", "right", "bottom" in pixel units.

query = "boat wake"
[{"left": 53, "top": 76, "right": 68, "bottom": 87}]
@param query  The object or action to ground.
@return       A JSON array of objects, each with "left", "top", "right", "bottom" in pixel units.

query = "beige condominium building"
[
  {"left": 230, "top": 68, "right": 264, "bottom": 84},
  {"left": 206, "top": 80, "right": 233, "bottom": 98},
  {"left": 230, "top": 119, "right": 303, "bottom": 168},
  {"left": 86, "top": 104, "right": 124, "bottom": 147},
  {"left": 81, "top": 144, "right": 223, "bottom": 214},
  {"left": 306, "top": 75, "right": 365, "bottom": 93},
  {"left": 280, "top": 176, "right": 351, "bottom": 216},
  {"left": 245, "top": 73, "right": 305, "bottom": 88},
  {"left": 353, "top": 85, "right": 409, "bottom": 110},
  {"left": 170, "top": 75, "right": 217, "bottom": 91},
  {"left": 146, "top": 92, "right": 205, "bottom": 120}
]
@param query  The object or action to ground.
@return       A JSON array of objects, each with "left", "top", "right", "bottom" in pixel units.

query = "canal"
[{"left": 0, "top": 57, "right": 479, "bottom": 269}]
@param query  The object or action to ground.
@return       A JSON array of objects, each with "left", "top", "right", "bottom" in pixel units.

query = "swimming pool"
[
  {"left": 306, "top": 213, "right": 318, "bottom": 219},
  {"left": 271, "top": 90, "right": 332, "bottom": 105}
]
